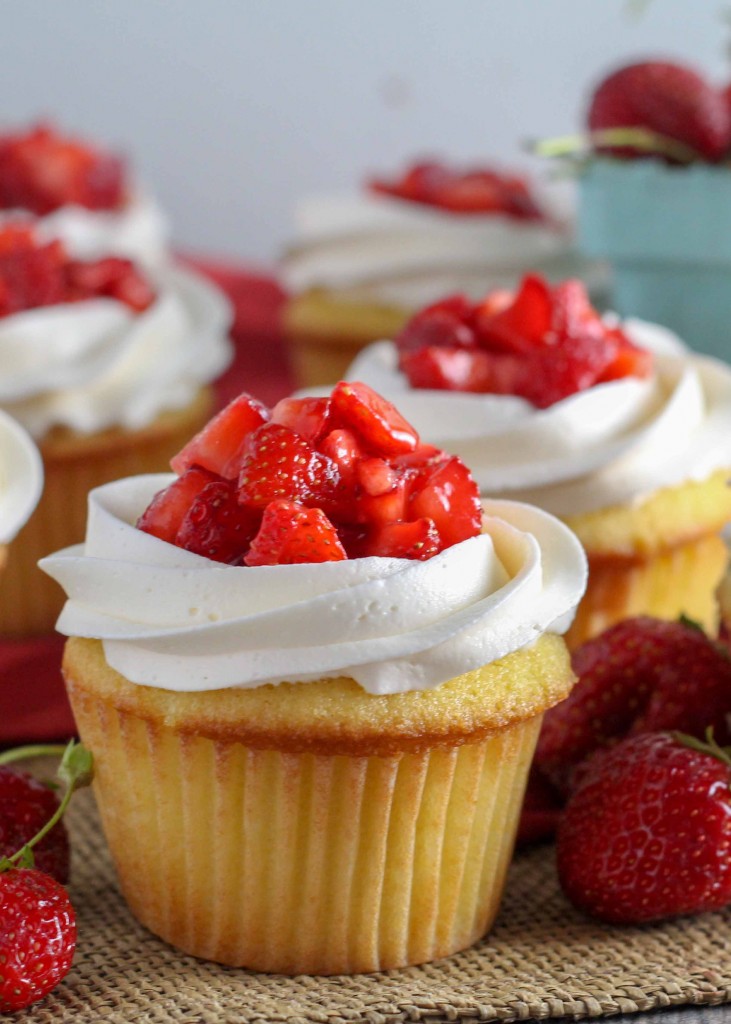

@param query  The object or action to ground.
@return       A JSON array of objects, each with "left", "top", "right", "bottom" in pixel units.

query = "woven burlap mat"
[{"left": 16, "top": 786, "right": 731, "bottom": 1024}]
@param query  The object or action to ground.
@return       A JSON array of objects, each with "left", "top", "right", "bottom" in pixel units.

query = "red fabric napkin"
[{"left": 2, "top": 260, "right": 291, "bottom": 744}]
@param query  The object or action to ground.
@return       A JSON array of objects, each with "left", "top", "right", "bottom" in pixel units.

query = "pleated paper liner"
[
  {"left": 0, "top": 386, "right": 214, "bottom": 636},
  {"left": 21, "top": 782, "right": 731, "bottom": 1024}
]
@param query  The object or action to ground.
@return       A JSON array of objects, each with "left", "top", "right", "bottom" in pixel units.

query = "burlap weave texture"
[{"left": 16, "top": 786, "right": 731, "bottom": 1024}]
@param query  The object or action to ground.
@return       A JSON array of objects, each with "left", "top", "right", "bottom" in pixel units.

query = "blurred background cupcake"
[{"left": 282, "top": 159, "right": 607, "bottom": 386}]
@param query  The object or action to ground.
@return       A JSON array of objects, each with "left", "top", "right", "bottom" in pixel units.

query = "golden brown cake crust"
[
  {"left": 63, "top": 634, "right": 574, "bottom": 757},
  {"left": 284, "top": 289, "right": 409, "bottom": 347}
]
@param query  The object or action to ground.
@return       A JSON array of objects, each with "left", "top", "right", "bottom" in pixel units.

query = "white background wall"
[{"left": 3, "top": 1, "right": 728, "bottom": 263}]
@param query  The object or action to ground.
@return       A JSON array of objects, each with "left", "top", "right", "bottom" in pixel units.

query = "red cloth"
[{"left": 1, "top": 261, "right": 291, "bottom": 744}]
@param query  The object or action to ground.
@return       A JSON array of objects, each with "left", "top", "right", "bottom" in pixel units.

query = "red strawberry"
[
  {"left": 171, "top": 393, "right": 270, "bottom": 479},
  {"left": 245, "top": 500, "right": 347, "bottom": 566},
  {"left": 400, "top": 346, "right": 493, "bottom": 391},
  {"left": 0, "top": 868, "right": 76, "bottom": 1012},
  {"left": 66, "top": 256, "right": 155, "bottom": 312},
  {"left": 536, "top": 616, "right": 731, "bottom": 781},
  {"left": 409, "top": 456, "right": 482, "bottom": 549},
  {"left": 516, "top": 767, "right": 564, "bottom": 847},
  {"left": 238, "top": 423, "right": 341, "bottom": 510},
  {"left": 331, "top": 381, "right": 419, "bottom": 457},
  {"left": 319, "top": 428, "right": 364, "bottom": 485},
  {"left": 270, "top": 396, "right": 332, "bottom": 444},
  {"left": 354, "top": 518, "right": 440, "bottom": 560},
  {"left": 475, "top": 273, "right": 553, "bottom": 352},
  {"left": 137, "top": 466, "right": 218, "bottom": 544},
  {"left": 370, "top": 160, "right": 451, "bottom": 204},
  {"left": 397, "top": 305, "right": 477, "bottom": 357},
  {"left": 176, "top": 480, "right": 260, "bottom": 563},
  {"left": 0, "top": 123, "right": 125, "bottom": 215},
  {"left": 588, "top": 61, "right": 731, "bottom": 162},
  {"left": 557, "top": 732, "right": 731, "bottom": 923},
  {"left": 0, "top": 768, "right": 69, "bottom": 884},
  {"left": 0, "top": 227, "right": 66, "bottom": 315}
]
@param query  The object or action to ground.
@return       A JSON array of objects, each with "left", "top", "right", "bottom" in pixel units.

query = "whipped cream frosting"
[
  {"left": 281, "top": 192, "right": 605, "bottom": 308},
  {"left": 0, "top": 409, "right": 42, "bottom": 543},
  {"left": 0, "top": 266, "right": 232, "bottom": 439},
  {"left": 40, "top": 475, "right": 587, "bottom": 695},
  {"left": 344, "top": 319, "right": 731, "bottom": 517},
  {"left": 0, "top": 188, "right": 169, "bottom": 269}
]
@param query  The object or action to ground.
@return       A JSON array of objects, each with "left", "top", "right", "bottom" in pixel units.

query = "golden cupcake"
[
  {"left": 344, "top": 274, "right": 731, "bottom": 646},
  {"left": 42, "top": 382, "right": 587, "bottom": 973}
]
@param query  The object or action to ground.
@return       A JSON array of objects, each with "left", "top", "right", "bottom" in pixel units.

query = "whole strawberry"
[
  {"left": 0, "top": 868, "right": 75, "bottom": 1012},
  {"left": 557, "top": 732, "right": 731, "bottom": 924},
  {"left": 535, "top": 616, "right": 731, "bottom": 783},
  {"left": 588, "top": 61, "right": 731, "bottom": 162},
  {"left": 0, "top": 766, "right": 70, "bottom": 883}
]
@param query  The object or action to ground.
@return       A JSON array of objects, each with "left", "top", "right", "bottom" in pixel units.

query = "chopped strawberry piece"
[
  {"left": 476, "top": 273, "right": 553, "bottom": 352},
  {"left": 400, "top": 346, "right": 493, "bottom": 391},
  {"left": 245, "top": 500, "right": 347, "bottom": 566},
  {"left": 176, "top": 480, "right": 260, "bottom": 564},
  {"left": 354, "top": 518, "right": 441, "bottom": 560},
  {"left": 0, "top": 123, "right": 126, "bottom": 214},
  {"left": 397, "top": 308, "right": 477, "bottom": 356},
  {"left": 65, "top": 257, "right": 155, "bottom": 312},
  {"left": 409, "top": 457, "right": 482, "bottom": 549},
  {"left": 270, "top": 396, "right": 332, "bottom": 444},
  {"left": 238, "top": 423, "right": 341, "bottom": 510},
  {"left": 171, "top": 393, "right": 270, "bottom": 479},
  {"left": 391, "top": 443, "right": 445, "bottom": 469},
  {"left": 369, "top": 160, "right": 546, "bottom": 220},
  {"left": 356, "top": 473, "right": 413, "bottom": 526},
  {"left": 136, "top": 467, "right": 218, "bottom": 543},
  {"left": 597, "top": 330, "right": 654, "bottom": 383},
  {"left": 331, "top": 381, "right": 418, "bottom": 456},
  {"left": 319, "top": 428, "right": 363, "bottom": 485},
  {"left": 356, "top": 458, "right": 398, "bottom": 497}
]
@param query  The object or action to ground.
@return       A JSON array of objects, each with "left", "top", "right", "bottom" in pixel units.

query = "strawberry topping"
[
  {"left": 138, "top": 381, "right": 482, "bottom": 566},
  {"left": 0, "top": 122, "right": 126, "bottom": 215},
  {"left": 395, "top": 273, "right": 652, "bottom": 408},
  {"left": 0, "top": 223, "right": 155, "bottom": 316},
  {"left": 369, "top": 160, "right": 546, "bottom": 220}
]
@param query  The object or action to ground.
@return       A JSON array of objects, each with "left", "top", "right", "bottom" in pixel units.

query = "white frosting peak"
[
  {"left": 345, "top": 320, "right": 731, "bottom": 515},
  {"left": 0, "top": 266, "right": 233, "bottom": 439},
  {"left": 0, "top": 409, "right": 42, "bottom": 543},
  {"left": 40, "top": 475, "right": 587, "bottom": 695}
]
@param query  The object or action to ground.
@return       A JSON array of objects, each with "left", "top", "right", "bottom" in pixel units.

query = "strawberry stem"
[
  {"left": 0, "top": 740, "right": 94, "bottom": 872},
  {"left": 0, "top": 743, "right": 69, "bottom": 767},
  {"left": 673, "top": 728, "right": 731, "bottom": 772},
  {"left": 531, "top": 128, "right": 701, "bottom": 164}
]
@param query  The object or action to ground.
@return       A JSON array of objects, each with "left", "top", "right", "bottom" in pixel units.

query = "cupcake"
[
  {"left": 0, "top": 408, "right": 42, "bottom": 566},
  {"left": 345, "top": 273, "right": 731, "bottom": 646},
  {"left": 0, "top": 222, "right": 231, "bottom": 635},
  {"left": 0, "top": 121, "right": 168, "bottom": 268},
  {"left": 41, "top": 382, "right": 587, "bottom": 974},
  {"left": 282, "top": 159, "right": 606, "bottom": 387},
  {"left": 571, "top": 60, "right": 731, "bottom": 361}
]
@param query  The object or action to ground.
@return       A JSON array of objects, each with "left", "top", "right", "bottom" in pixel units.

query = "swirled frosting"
[
  {"left": 0, "top": 189, "right": 169, "bottom": 269},
  {"left": 0, "top": 266, "right": 232, "bottom": 439},
  {"left": 281, "top": 192, "right": 606, "bottom": 308},
  {"left": 0, "top": 409, "right": 42, "bottom": 543},
  {"left": 40, "top": 476, "right": 587, "bottom": 695},
  {"left": 344, "top": 319, "right": 731, "bottom": 517}
]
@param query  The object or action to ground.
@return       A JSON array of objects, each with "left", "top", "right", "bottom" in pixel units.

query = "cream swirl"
[
  {"left": 281, "top": 192, "right": 605, "bottom": 309},
  {"left": 40, "top": 476, "right": 587, "bottom": 695},
  {"left": 0, "top": 266, "right": 233, "bottom": 439},
  {"left": 345, "top": 320, "right": 731, "bottom": 516},
  {"left": 0, "top": 189, "right": 169, "bottom": 269},
  {"left": 0, "top": 409, "right": 42, "bottom": 543}
]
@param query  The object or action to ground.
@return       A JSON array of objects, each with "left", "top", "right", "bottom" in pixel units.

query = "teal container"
[{"left": 578, "top": 159, "right": 731, "bottom": 361}]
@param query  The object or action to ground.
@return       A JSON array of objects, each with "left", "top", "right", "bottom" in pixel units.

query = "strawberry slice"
[
  {"left": 597, "top": 329, "right": 654, "bottom": 383},
  {"left": 176, "top": 480, "right": 260, "bottom": 564},
  {"left": 409, "top": 456, "right": 482, "bottom": 549},
  {"left": 171, "top": 393, "right": 270, "bottom": 479},
  {"left": 136, "top": 467, "right": 218, "bottom": 543},
  {"left": 400, "top": 346, "right": 492, "bottom": 391},
  {"left": 270, "top": 396, "right": 332, "bottom": 444},
  {"left": 245, "top": 500, "right": 347, "bottom": 566},
  {"left": 331, "top": 381, "right": 418, "bottom": 456},
  {"left": 237, "top": 423, "right": 341, "bottom": 510},
  {"left": 476, "top": 273, "right": 553, "bottom": 353},
  {"left": 348, "top": 518, "right": 441, "bottom": 560},
  {"left": 65, "top": 257, "right": 155, "bottom": 312},
  {"left": 396, "top": 295, "right": 476, "bottom": 356},
  {"left": 319, "top": 428, "right": 363, "bottom": 485}
]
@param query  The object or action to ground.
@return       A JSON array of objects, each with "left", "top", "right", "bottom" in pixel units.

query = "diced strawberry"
[
  {"left": 400, "top": 346, "right": 493, "bottom": 391},
  {"left": 330, "top": 381, "right": 419, "bottom": 456},
  {"left": 356, "top": 458, "right": 398, "bottom": 497},
  {"left": 237, "top": 423, "right": 340, "bottom": 510},
  {"left": 136, "top": 467, "right": 218, "bottom": 543},
  {"left": 408, "top": 456, "right": 482, "bottom": 549},
  {"left": 370, "top": 161, "right": 451, "bottom": 204},
  {"left": 65, "top": 257, "right": 155, "bottom": 312},
  {"left": 175, "top": 479, "right": 260, "bottom": 564},
  {"left": 171, "top": 393, "right": 270, "bottom": 479},
  {"left": 319, "top": 428, "right": 363, "bottom": 485},
  {"left": 356, "top": 473, "right": 412, "bottom": 525},
  {"left": 391, "top": 443, "right": 445, "bottom": 469},
  {"left": 397, "top": 308, "right": 477, "bottom": 356},
  {"left": 355, "top": 518, "right": 441, "bottom": 560},
  {"left": 476, "top": 273, "right": 553, "bottom": 353},
  {"left": 270, "top": 396, "right": 332, "bottom": 444},
  {"left": 245, "top": 500, "right": 347, "bottom": 566},
  {"left": 437, "top": 172, "right": 504, "bottom": 213},
  {"left": 597, "top": 329, "right": 654, "bottom": 383},
  {"left": 524, "top": 333, "right": 617, "bottom": 408}
]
